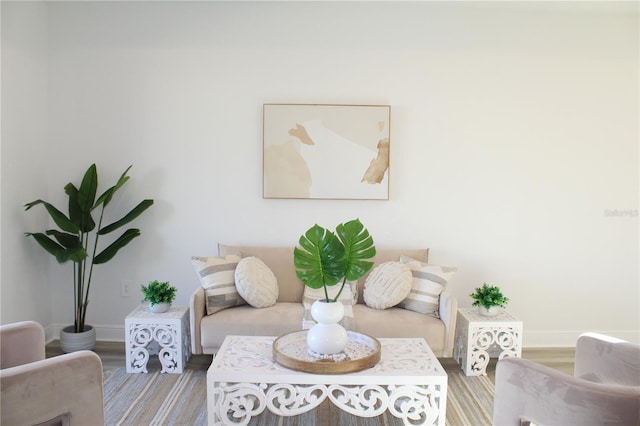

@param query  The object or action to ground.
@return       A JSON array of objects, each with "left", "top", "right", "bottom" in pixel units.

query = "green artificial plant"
[
  {"left": 25, "top": 164, "right": 154, "bottom": 333},
  {"left": 293, "top": 218, "right": 376, "bottom": 302},
  {"left": 141, "top": 280, "right": 177, "bottom": 306},
  {"left": 470, "top": 283, "right": 509, "bottom": 309}
]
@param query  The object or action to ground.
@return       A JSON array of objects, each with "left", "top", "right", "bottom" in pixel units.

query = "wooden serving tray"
[{"left": 272, "top": 330, "right": 381, "bottom": 374}]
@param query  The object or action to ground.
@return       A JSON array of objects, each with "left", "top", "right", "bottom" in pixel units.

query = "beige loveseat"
[{"left": 190, "top": 244, "right": 457, "bottom": 357}]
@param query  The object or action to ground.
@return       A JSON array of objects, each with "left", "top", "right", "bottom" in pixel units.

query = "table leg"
[
  {"left": 496, "top": 327, "right": 522, "bottom": 359},
  {"left": 126, "top": 324, "right": 153, "bottom": 373},
  {"left": 209, "top": 382, "right": 267, "bottom": 426},
  {"left": 154, "top": 324, "right": 181, "bottom": 373}
]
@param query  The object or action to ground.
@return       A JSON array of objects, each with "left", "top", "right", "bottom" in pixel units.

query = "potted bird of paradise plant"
[{"left": 25, "top": 164, "right": 153, "bottom": 352}]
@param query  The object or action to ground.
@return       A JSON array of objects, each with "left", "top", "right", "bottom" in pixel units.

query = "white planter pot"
[
  {"left": 478, "top": 306, "right": 500, "bottom": 317},
  {"left": 307, "top": 300, "right": 348, "bottom": 355},
  {"left": 148, "top": 302, "right": 171, "bottom": 313},
  {"left": 60, "top": 325, "right": 96, "bottom": 353}
]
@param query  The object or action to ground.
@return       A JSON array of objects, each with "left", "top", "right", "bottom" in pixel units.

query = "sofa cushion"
[
  {"left": 397, "top": 255, "right": 457, "bottom": 318},
  {"left": 363, "top": 261, "right": 412, "bottom": 310},
  {"left": 191, "top": 255, "right": 246, "bottom": 315},
  {"left": 234, "top": 257, "right": 279, "bottom": 308},
  {"left": 353, "top": 304, "right": 446, "bottom": 356},
  {"left": 219, "top": 244, "right": 303, "bottom": 303},
  {"left": 199, "top": 303, "right": 303, "bottom": 351}
]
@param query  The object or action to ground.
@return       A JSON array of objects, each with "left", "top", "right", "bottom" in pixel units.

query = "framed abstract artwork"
[{"left": 263, "top": 103, "right": 391, "bottom": 200}]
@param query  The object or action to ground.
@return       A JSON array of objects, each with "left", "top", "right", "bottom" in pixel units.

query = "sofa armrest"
[
  {"left": 0, "top": 350, "right": 104, "bottom": 426},
  {"left": 190, "top": 286, "right": 206, "bottom": 355},
  {"left": 0, "top": 320, "right": 46, "bottom": 369},
  {"left": 438, "top": 290, "right": 457, "bottom": 358}
]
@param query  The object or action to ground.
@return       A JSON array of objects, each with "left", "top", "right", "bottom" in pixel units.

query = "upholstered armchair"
[
  {"left": 493, "top": 332, "right": 640, "bottom": 426},
  {"left": 1, "top": 321, "right": 105, "bottom": 426}
]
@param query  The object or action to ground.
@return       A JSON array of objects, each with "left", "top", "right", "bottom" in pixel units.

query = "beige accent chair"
[
  {"left": 493, "top": 332, "right": 640, "bottom": 426},
  {"left": 1, "top": 321, "right": 105, "bottom": 426}
]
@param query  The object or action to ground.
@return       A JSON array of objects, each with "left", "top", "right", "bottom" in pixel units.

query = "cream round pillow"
[
  {"left": 234, "top": 257, "right": 279, "bottom": 308},
  {"left": 363, "top": 261, "right": 412, "bottom": 310}
]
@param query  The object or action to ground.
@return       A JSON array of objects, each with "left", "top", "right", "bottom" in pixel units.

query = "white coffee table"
[{"left": 207, "top": 335, "right": 447, "bottom": 426}]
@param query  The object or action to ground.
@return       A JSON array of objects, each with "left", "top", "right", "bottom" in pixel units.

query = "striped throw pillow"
[
  {"left": 191, "top": 255, "right": 246, "bottom": 315},
  {"left": 397, "top": 255, "right": 457, "bottom": 318}
]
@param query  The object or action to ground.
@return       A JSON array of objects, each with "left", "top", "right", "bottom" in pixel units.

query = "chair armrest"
[
  {"left": 438, "top": 290, "right": 457, "bottom": 358},
  {"left": 0, "top": 320, "right": 45, "bottom": 369},
  {"left": 0, "top": 350, "right": 104, "bottom": 426},
  {"left": 575, "top": 332, "right": 640, "bottom": 386},
  {"left": 190, "top": 286, "right": 206, "bottom": 355},
  {"left": 494, "top": 357, "right": 640, "bottom": 426}
]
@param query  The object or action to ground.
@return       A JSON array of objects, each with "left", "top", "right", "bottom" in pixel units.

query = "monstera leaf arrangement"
[
  {"left": 294, "top": 218, "right": 376, "bottom": 302},
  {"left": 25, "top": 164, "right": 154, "bottom": 333}
]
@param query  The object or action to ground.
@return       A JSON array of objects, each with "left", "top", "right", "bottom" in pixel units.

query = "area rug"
[{"left": 103, "top": 367, "right": 494, "bottom": 425}]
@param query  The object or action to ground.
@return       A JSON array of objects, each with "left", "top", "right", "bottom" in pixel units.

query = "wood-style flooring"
[{"left": 46, "top": 341, "right": 575, "bottom": 376}]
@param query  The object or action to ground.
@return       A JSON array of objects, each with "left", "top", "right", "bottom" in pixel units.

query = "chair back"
[{"left": 1, "top": 320, "right": 45, "bottom": 369}]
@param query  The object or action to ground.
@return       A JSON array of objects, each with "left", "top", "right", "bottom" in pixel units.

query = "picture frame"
[{"left": 263, "top": 103, "right": 391, "bottom": 200}]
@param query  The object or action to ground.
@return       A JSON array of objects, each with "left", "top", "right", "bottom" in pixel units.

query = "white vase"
[
  {"left": 307, "top": 300, "right": 348, "bottom": 355},
  {"left": 478, "top": 305, "right": 500, "bottom": 317},
  {"left": 60, "top": 325, "right": 96, "bottom": 353},
  {"left": 148, "top": 302, "right": 171, "bottom": 313}
]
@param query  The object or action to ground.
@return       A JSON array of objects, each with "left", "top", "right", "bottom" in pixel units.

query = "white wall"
[
  {"left": 1, "top": 1, "right": 54, "bottom": 334},
  {"left": 2, "top": 1, "right": 638, "bottom": 346}
]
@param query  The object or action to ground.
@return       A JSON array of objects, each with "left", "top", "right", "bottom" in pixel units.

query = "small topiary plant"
[
  {"left": 141, "top": 280, "right": 177, "bottom": 306},
  {"left": 470, "top": 283, "right": 509, "bottom": 309}
]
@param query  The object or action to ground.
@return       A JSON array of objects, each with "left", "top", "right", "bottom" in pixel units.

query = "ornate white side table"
[
  {"left": 453, "top": 307, "right": 523, "bottom": 376},
  {"left": 208, "top": 335, "right": 447, "bottom": 426},
  {"left": 125, "top": 305, "right": 191, "bottom": 374}
]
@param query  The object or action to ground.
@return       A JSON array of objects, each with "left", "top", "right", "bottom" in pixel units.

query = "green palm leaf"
[
  {"left": 77, "top": 164, "right": 98, "bottom": 213},
  {"left": 98, "top": 199, "right": 154, "bottom": 235},
  {"left": 336, "top": 219, "right": 376, "bottom": 281},
  {"left": 93, "top": 228, "right": 141, "bottom": 264},
  {"left": 25, "top": 232, "right": 87, "bottom": 263},
  {"left": 25, "top": 232, "right": 64, "bottom": 258},
  {"left": 24, "top": 200, "right": 79, "bottom": 234},
  {"left": 65, "top": 183, "right": 95, "bottom": 233},
  {"left": 294, "top": 224, "right": 346, "bottom": 289},
  {"left": 46, "top": 230, "right": 82, "bottom": 249},
  {"left": 94, "top": 165, "right": 131, "bottom": 209}
]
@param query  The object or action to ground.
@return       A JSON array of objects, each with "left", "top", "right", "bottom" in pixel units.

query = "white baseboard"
[
  {"left": 524, "top": 330, "right": 640, "bottom": 347},
  {"left": 43, "top": 324, "right": 56, "bottom": 344},
  {"left": 49, "top": 324, "right": 640, "bottom": 347},
  {"left": 52, "top": 323, "right": 126, "bottom": 342}
]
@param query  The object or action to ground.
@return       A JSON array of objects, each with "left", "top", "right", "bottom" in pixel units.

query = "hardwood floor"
[
  {"left": 46, "top": 341, "right": 575, "bottom": 376},
  {"left": 46, "top": 340, "right": 213, "bottom": 370},
  {"left": 521, "top": 346, "right": 576, "bottom": 375}
]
